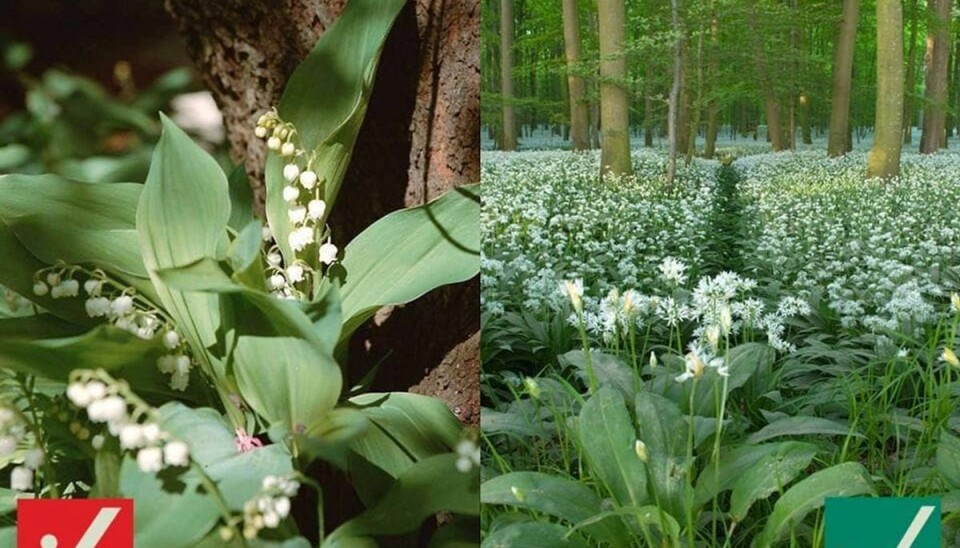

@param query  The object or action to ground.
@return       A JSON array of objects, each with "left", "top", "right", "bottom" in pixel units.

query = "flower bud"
[
  {"left": 119, "top": 424, "right": 145, "bottom": 449},
  {"left": 280, "top": 142, "right": 296, "bottom": 156},
  {"left": 299, "top": 170, "right": 318, "bottom": 189},
  {"left": 944, "top": 347, "right": 960, "bottom": 368},
  {"left": 267, "top": 252, "right": 282, "bottom": 266},
  {"left": 282, "top": 185, "right": 300, "bottom": 202},
  {"left": 649, "top": 352, "right": 657, "bottom": 369},
  {"left": 307, "top": 199, "right": 326, "bottom": 220},
  {"left": 288, "top": 206, "right": 307, "bottom": 224},
  {"left": 254, "top": 126, "right": 267, "bottom": 138},
  {"left": 163, "top": 330, "right": 180, "bottom": 350},
  {"left": 269, "top": 274, "right": 286, "bottom": 289},
  {"left": 163, "top": 440, "right": 190, "bottom": 467},
  {"left": 267, "top": 136, "right": 281, "bottom": 150},
  {"left": 511, "top": 486, "right": 525, "bottom": 502},
  {"left": 952, "top": 293, "right": 960, "bottom": 314},
  {"left": 706, "top": 325, "right": 721, "bottom": 350},
  {"left": 286, "top": 264, "right": 305, "bottom": 283},
  {"left": 46, "top": 272, "right": 60, "bottom": 286},
  {"left": 10, "top": 466, "right": 32, "bottom": 491},
  {"left": 318, "top": 242, "right": 338, "bottom": 265},
  {"left": 137, "top": 447, "right": 163, "bottom": 473},
  {"left": 634, "top": 439, "right": 648, "bottom": 462},
  {"left": 32, "top": 281, "right": 48, "bottom": 296},
  {"left": 83, "top": 279, "right": 103, "bottom": 296},
  {"left": 283, "top": 163, "right": 300, "bottom": 182},
  {"left": 523, "top": 377, "right": 541, "bottom": 399},
  {"left": 111, "top": 295, "right": 135, "bottom": 316}
]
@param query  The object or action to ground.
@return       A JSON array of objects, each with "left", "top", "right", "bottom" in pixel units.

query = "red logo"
[{"left": 17, "top": 498, "right": 133, "bottom": 548}]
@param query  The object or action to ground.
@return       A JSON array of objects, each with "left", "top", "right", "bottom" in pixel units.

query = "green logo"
[{"left": 825, "top": 497, "right": 940, "bottom": 547}]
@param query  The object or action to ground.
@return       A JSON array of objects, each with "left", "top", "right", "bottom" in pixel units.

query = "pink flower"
[{"left": 234, "top": 428, "right": 263, "bottom": 453}]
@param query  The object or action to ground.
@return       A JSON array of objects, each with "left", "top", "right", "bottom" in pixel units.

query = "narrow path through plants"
[{"left": 702, "top": 163, "right": 748, "bottom": 275}]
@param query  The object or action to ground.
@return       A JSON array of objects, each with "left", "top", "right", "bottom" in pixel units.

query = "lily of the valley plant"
[{"left": 0, "top": 0, "right": 479, "bottom": 546}]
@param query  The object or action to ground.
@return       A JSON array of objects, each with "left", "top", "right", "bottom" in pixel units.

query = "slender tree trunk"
[
  {"left": 867, "top": 0, "right": 904, "bottom": 179},
  {"left": 904, "top": 0, "right": 919, "bottom": 144},
  {"left": 686, "top": 24, "right": 704, "bottom": 163},
  {"left": 667, "top": 0, "right": 681, "bottom": 185},
  {"left": 597, "top": 0, "right": 632, "bottom": 177},
  {"left": 644, "top": 61, "right": 655, "bottom": 147},
  {"left": 920, "top": 0, "right": 951, "bottom": 153},
  {"left": 703, "top": 7, "right": 719, "bottom": 158},
  {"left": 677, "top": 38, "right": 691, "bottom": 158},
  {"left": 799, "top": 94, "right": 813, "bottom": 144},
  {"left": 562, "top": 0, "right": 589, "bottom": 151},
  {"left": 747, "top": 8, "right": 785, "bottom": 151},
  {"left": 500, "top": 0, "right": 517, "bottom": 150},
  {"left": 828, "top": 0, "right": 860, "bottom": 156}
]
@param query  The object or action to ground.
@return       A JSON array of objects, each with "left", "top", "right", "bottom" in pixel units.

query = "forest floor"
[{"left": 479, "top": 146, "right": 960, "bottom": 546}]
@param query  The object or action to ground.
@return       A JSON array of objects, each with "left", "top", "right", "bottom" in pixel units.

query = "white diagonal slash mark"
[
  {"left": 75, "top": 507, "right": 121, "bottom": 548},
  {"left": 896, "top": 505, "right": 936, "bottom": 548}
]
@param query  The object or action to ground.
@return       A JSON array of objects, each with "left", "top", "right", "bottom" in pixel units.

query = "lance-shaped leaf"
[
  {"left": 322, "top": 454, "right": 478, "bottom": 547},
  {"left": 334, "top": 185, "right": 480, "bottom": 347},
  {"left": 265, "top": 0, "right": 406, "bottom": 261},
  {"left": 137, "top": 114, "right": 230, "bottom": 368}
]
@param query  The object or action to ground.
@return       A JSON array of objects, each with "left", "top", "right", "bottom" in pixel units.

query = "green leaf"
[
  {"left": 265, "top": 0, "right": 406, "bottom": 261},
  {"left": 481, "top": 472, "right": 629, "bottom": 545},
  {"left": 335, "top": 185, "right": 480, "bottom": 346},
  {"left": 578, "top": 387, "right": 647, "bottom": 509},
  {"left": 323, "top": 454, "right": 479, "bottom": 547},
  {"left": 158, "top": 402, "right": 294, "bottom": 510},
  {"left": 233, "top": 336, "right": 340, "bottom": 432},
  {"left": 227, "top": 164, "right": 255, "bottom": 232},
  {"left": 0, "top": 144, "right": 30, "bottom": 170},
  {"left": 482, "top": 521, "right": 590, "bottom": 548},
  {"left": 348, "top": 392, "right": 461, "bottom": 479},
  {"left": 0, "top": 219, "right": 93, "bottom": 325},
  {"left": 746, "top": 416, "right": 863, "bottom": 444},
  {"left": 480, "top": 408, "right": 551, "bottom": 438},
  {"left": 0, "top": 325, "right": 200, "bottom": 402},
  {"left": 296, "top": 406, "right": 369, "bottom": 467},
  {"left": 938, "top": 429, "right": 960, "bottom": 490},
  {"left": 755, "top": 462, "right": 875, "bottom": 546},
  {"left": 429, "top": 517, "right": 480, "bottom": 548},
  {"left": 0, "top": 314, "right": 86, "bottom": 339},
  {"left": 561, "top": 350, "right": 635, "bottom": 404},
  {"left": 91, "top": 448, "right": 122, "bottom": 498},
  {"left": 138, "top": 113, "right": 229, "bottom": 360},
  {"left": 728, "top": 442, "right": 818, "bottom": 520},
  {"left": 0, "top": 173, "right": 154, "bottom": 293},
  {"left": 120, "top": 456, "right": 221, "bottom": 547},
  {"left": 694, "top": 442, "right": 818, "bottom": 506},
  {"left": 633, "top": 391, "right": 690, "bottom": 521}
]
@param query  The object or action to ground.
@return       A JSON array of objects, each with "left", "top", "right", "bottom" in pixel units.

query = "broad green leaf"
[
  {"left": 0, "top": 144, "right": 30, "bottom": 170},
  {"left": 755, "top": 462, "right": 875, "bottom": 546},
  {"left": 728, "top": 443, "right": 818, "bottom": 520},
  {"left": 295, "top": 406, "right": 369, "bottom": 467},
  {"left": 159, "top": 402, "right": 294, "bottom": 510},
  {"left": 0, "top": 173, "right": 156, "bottom": 301},
  {"left": 349, "top": 392, "right": 461, "bottom": 478},
  {"left": 481, "top": 521, "right": 590, "bottom": 548},
  {"left": 227, "top": 164, "right": 255, "bottom": 232},
  {"left": 335, "top": 185, "right": 480, "bottom": 346},
  {"left": 228, "top": 220, "right": 266, "bottom": 290},
  {"left": 323, "top": 454, "right": 479, "bottom": 547},
  {"left": 0, "top": 314, "right": 85, "bottom": 339},
  {"left": 937, "top": 429, "right": 960, "bottom": 490},
  {"left": 120, "top": 456, "right": 221, "bottom": 547},
  {"left": 579, "top": 387, "right": 647, "bottom": 509},
  {"left": 0, "top": 488, "right": 24, "bottom": 515},
  {"left": 481, "top": 472, "right": 629, "bottom": 545},
  {"left": 634, "top": 391, "right": 690, "bottom": 521},
  {"left": 480, "top": 408, "right": 551, "bottom": 438},
  {"left": 137, "top": 114, "right": 229, "bottom": 360},
  {"left": 429, "top": 517, "right": 480, "bottom": 548},
  {"left": 561, "top": 350, "right": 635, "bottom": 403},
  {"left": 746, "top": 416, "right": 863, "bottom": 444},
  {"left": 265, "top": 0, "right": 406, "bottom": 261},
  {"left": 694, "top": 441, "right": 818, "bottom": 506},
  {"left": 91, "top": 448, "right": 122, "bottom": 498},
  {"left": 59, "top": 150, "right": 152, "bottom": 184},
  {"left": 0, "top": 325, "right": 201, "bottom": 402},
  {"left": 233, "top": 336, "right": 340, "bottom": 432},
  {"left": 0, "top": 220, "right": 92, "bottom": 324},
  {"left": 155, "top": 256, "right": 339, "bottom": 355}
]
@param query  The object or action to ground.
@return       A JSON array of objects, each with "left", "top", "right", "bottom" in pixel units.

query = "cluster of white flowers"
[
  {"left": 0, "top": 406, "right": 43, "bottom": 491},
  {"left": 242, "top": 475, "right": 299, "bottom": 539},
  {"left": 255, "top": 109, "right": 339, "bottom": 299},
  {"left": 736, "top": 150, "right": 960, "bottom": 336},
  {"left": 155, "top": 330, "right": 192, "bottom": 392},
  {"left": 66, "top": 376, "right": 189, "bottom": 473},
  {"left": 455, "top": 439, "right": 481, "bottom": 473}
]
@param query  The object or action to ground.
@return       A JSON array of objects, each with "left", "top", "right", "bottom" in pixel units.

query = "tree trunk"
[
  {"left": 597, "top": 0, "right": 632, "bottom": 177},
  {"left": 644, "top": 61, "right": 655, "bottom": 148},
  {"left": 747, "top": 8, "right": 785, "bottom": 152},
  {"left": 919, "top": 0, "right": 951, "bottom": 153},
  {"left": 500, "top": 0, "right": 517, "bottom": 150},
  {"left": 828, "top": 0, "right": 859, "bottom": 157},
  {"left": 867, "top": 0, "right": 904, "bottom": 179},
  {"left": 667, "top": 0, "right": 681, "bottom": 185},
  {"left": 562, "top": 0, "right": 590, "bottom": 151},
  {"left": 703, "top": 7, "right": 719, "bottom": 158},
  {"left": 904, "top": 0, "right": 919, "bottom": 144}
]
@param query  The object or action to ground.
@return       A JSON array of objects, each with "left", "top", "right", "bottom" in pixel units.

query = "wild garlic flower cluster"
[
  {"left": 0, "top": 406, "right": 44, "bottom": 492},
  {"left": 455, "top": 438, "right": 481, "bottom": 473},
  {"left": 242, "top": 475, "right": 299, "bottom": 539},
  {"left": 67, "top": 371, "right": 189, "bottom": 473},
  {"left": 255, "top": 109, "right": 339, "bottom": 299},
  {"left": 32, "top": 264, "right": 194, "bottom": 391}
]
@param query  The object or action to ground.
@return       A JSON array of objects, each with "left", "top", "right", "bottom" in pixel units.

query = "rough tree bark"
[
  {"left": 597, "top": 0, "right": 632, "bottom": 177},
  {"left": 828, "top": 0, "right": 859, "bottom": 157},
  {"left": 903, "top": 0, "right": 919, "bottom": 144},
  {"left": 500, "top": 0, "right": 518, "bottom": 150},
  {"left": 667, "top": 0, "right": 681, "bottom": 185}
]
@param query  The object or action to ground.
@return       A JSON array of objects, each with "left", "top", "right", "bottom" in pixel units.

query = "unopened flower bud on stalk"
[
  {"left": 267, "top": 136, "right": 281, "bottom": 151},
  {"left": 282, "top": 185, "right": 300, "bottom": 203},
  {"left": 299, "top": 170, "right": 318, "bottom": 189},
  {"left": 318, "top": 243, "right": 338, "bottom": 265},
  {"left": 307, "top": 199, "right": 326, "bottom": 220},
  {"left": 944, "top": 347, "right": 960, "bottom": 368},
  {"left": 32, "top": 281, "right": 48, "bottom": 296},
  {"left": 283, "top": 164, "right": 300, "bottom": 182},
  {"left": 288, "top": 206, "right": 307, "bottom": 224},
  {"left": 634, "top": 439, "right": 648, "bottom": 462},
  {"left": 561, "top": 279, "right": 584, "bottom": 313},
  {"left": 280, "top": 142, "right": 296, "bottom": 157}
]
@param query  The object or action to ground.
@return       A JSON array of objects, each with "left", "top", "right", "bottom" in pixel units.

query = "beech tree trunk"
[
  {"left": 904, "top": 0, "right": 919, "bottom": 144},
  {"left": 500, "top": 0, "right": 518, "bottom": 150},
  {"left": 597, "top": 0, "right": 632, "bottom": 177},
  {"left": 644, "top": 61, "right": 655, "bottom": 148},
  {"left": 920, "top": 0, "right": 952, "bottom": 153},
  {"left": 667, "top": 0, "right": 681, "bottom": 185},
  {"left": 867, "top": 0, "right": 904, "bottom": 179},
  {"left": 562, "top": 0, "right": 590, "bottom": 151},
  {"left": 828, "top": 0, "right": 859, "bottom": 157},
  {"left": 747, "top": 5, "right": 785, "bottom": 152}
]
